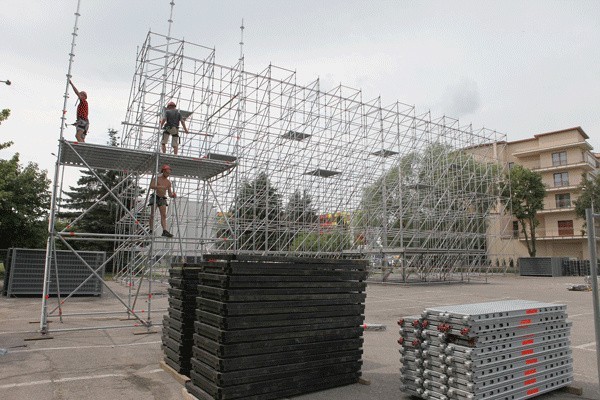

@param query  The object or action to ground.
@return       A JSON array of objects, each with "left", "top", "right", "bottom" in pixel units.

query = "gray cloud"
[{"left": 441, "top": 78, "right": 481, "bottom": 117}]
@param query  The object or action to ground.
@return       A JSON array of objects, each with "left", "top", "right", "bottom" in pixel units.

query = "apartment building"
[{"left": 497, "top": 127, "right": 597, "bottom": 260}]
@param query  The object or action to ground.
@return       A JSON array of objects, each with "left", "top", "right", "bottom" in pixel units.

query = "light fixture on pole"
[{"left": 0, "top": 80, "right": 11, "bottom": 86}]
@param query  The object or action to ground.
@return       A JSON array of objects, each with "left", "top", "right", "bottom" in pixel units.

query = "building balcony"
[
  {"left": 533, "top": 160, "right": 596, "bottom": 173},
  {"left": 512, "top": 141, "right": 592, "bottom": 157},
  {"left": 513, "top": 228, "right": 585, "bottom": 241},
  {"left": 545, "top": 185, "right": 579, "bottom": 193},
  {"left": 537, "top": 206, "right": 576, "bottom": 215}
]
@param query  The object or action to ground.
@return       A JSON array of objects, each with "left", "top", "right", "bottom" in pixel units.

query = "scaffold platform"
[{"left": 59, "top": 139, "right": 236, "bottom": 180}]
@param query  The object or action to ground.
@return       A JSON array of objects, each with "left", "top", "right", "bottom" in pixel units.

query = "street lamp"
[{"left": 0, "top": 80, "right": 11, "bottom": 86}]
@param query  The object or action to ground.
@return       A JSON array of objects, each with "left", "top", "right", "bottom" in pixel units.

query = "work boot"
[{"left": 162, "top": 230, "right": 174, "bottom": 238}]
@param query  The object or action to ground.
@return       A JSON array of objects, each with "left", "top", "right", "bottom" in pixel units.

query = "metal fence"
[{"left": 3, "top": 248, "right": 105, "bottom": 297}]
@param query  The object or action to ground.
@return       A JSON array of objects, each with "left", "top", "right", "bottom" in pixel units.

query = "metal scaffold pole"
[
  {"left": 585, "top": 208, "right": 600, "bottom": 393},
  {"left": 40, "top": 0, "right": 83, "bottom": 334}
]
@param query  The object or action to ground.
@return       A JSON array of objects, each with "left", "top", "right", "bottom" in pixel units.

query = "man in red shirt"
[{"left": 69, "top": 79, "right": 89, "bottom": 142}]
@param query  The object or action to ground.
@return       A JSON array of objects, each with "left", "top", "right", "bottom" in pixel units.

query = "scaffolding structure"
[
  {"left": 40, "top": 25, "right": 512, "bottom": 333},
  {"left": 115, "top": 32, "right": 511, "bottom": 283}
]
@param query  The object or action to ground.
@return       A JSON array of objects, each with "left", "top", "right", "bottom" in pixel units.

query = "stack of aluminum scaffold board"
[
  {"left": 162, "top": 266, "right": 202, "bottom": 376},
  {"left": 398, "top": 315, "right": 426, "bottom": 398},
  {"left": 184, "top": 255, "right": 368, "bottom": 400},
  {"left": 399, "top": 300, "right": 573, "bottom": 400}
]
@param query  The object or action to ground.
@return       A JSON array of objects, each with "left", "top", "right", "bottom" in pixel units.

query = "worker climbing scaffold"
[
  {"left": 148, "top": 164, "right": 177, "bottom": 238},
  {"left": 68, "top": 78, "right": 89, "bottom": 142}
]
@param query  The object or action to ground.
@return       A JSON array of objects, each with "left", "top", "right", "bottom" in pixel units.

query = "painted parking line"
[
  {"left": 0, "top": 369, "right": 163, "bottom": 390},
  {"left": 8, "top": 340, "right": 162, "bottom": 354},
  {"left": 572, "top": 341, "right": 596, "bottom": 350}
]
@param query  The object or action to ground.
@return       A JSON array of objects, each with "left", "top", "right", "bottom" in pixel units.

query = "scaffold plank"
[{"left": 59, "top": 139, "right": 236, "bottom": 180}]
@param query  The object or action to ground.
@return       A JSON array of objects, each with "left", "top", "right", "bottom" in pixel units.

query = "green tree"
[
  {"left": 574, "top": 172, "right": 600, "bottom": 227},
  {"left": 221, "top": 172, "right": 283, "bottom": 251},
  {"left": 0, "top": 109, "right": 13, "bottom": 149},
  {"left": 0, "top": 109, "right": 51, "bottom": 248},
  {"left": 501, "top": 165, "right": 546, "bottom": 257},
  {"left": 358, "top": 143, "right": 498, "bottom": 251},
  {"left": 284, "top": 189, "right": 318, "bottom": 249}
]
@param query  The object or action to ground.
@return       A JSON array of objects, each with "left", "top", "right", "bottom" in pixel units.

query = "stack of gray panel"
[
  {"left": 4, "top": 248, "right": 105, "bottom": 297},
  {"left": 400, "top": 300, "right": 573, "bottom": 400},
  {"left": 398, "top": 315, "right": 426, "bottom": 398}
]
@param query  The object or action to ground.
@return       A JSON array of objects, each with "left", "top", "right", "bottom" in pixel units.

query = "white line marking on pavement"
[
  {"left": 572, "top": 341, "right": 596, "bottom": 349},
  {"left": 567, "top": 313, "right": 593, "bottom": 318},
  {"left": 0, "top": 366, "right": 164, "bottom": 390},
  {"left": 8, "top": 341, "right": 162, "bottom": 354}
]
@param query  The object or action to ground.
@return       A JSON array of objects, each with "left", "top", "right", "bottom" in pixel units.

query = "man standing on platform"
[
  {"left": 69, "top": 79, "right": 89, "bottom": 142},
  {"left": 160, "top": 101, "right": 189, "bottom": 155},
  {"left": 148, "top": 164, "right": 176, "bottom": 238}
]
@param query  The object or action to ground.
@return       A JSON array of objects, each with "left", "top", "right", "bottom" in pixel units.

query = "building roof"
[{"left": 508, "top": 126, "right": 588, "bottom": 144}]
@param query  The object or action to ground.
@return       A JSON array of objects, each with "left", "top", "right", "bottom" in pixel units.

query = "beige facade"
[{"left": 492, "top": 127, "right": 597, "bottom": 260}]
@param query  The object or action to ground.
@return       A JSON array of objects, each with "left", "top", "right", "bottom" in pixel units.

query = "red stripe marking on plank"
[
  {"left": 524, "top": 368, "right": 537, "bottom": 376},
  {"left": 527, "top": 388, "right": 539, "bottom": 395},
  {"left": 522, "top": 349, "right": 534, "bottom": 355},
  {"left": 522, "top": 339, "right": 534, "bottom": 345},
  {"left": 524, "top": 378, "right": 537, "bottom": 385},
  {"left": 520, "top": 319, "right": 532, "bottom": 325},
  {"left": 526, "top": 358, "right": 538, "bottom": 365},
  {"left": 526, "top": 309, "right": 538, "bottom": 315}
]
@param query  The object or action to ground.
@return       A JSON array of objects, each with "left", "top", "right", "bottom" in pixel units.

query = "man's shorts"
[
  {"left": 74, "top": 118, "right": 89, "bottom": 134},
  {"left": 161, "top": 126, "right": 179, "bottom": 147},
  {"left": 148, "top": 194, "right": 168, "bottom": 207}
]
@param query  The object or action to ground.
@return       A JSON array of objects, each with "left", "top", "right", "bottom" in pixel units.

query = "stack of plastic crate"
[
  {"left": 185, "top": 255, "right": 367, "bottom": 400},
  {"left": 414, "top": 300, "right": 573, "bottom": 400},
  {"left": 162, "top": 266, "right": 202, "bottom": 376},
  {"left": 398, "top": 315, "right": 426, "bottom": 398}
]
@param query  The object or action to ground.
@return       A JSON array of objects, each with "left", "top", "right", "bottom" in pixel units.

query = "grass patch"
[{"left": 0, "top": 262, "right": 4, "bottom": 280}]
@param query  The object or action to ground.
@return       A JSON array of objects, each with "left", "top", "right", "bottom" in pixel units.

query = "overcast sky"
[{"left": 1, "top": 0, "right": 599, "bottom": 182}]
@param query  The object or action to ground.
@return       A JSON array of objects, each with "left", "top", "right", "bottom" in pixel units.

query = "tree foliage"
[
  {"left": 574, "top": 172, "right": 600, "bottom": 224},
  {"left": 0, "top": 109, "right": 13, "bottom": 150},
  {"left": 501, "top": 164, "right": 546, "bottom": 257},
  {"left": 0, "top": 109, "right": 50, "bottom": 249},
  {"left": 226, "top": 171, "right": 283, "bottom": 251},
  {"left": 358, "top": 143, "right": 498, "bottom": 251},
  {"left": 60, "top": 129, "right": 141, "bottom": 253}
]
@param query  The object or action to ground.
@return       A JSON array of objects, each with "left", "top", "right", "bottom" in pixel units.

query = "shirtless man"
[
  {"left": 148, "top": 164, "right": 176, "bottom": 238},
  {"left": 69, "top": 79, "right": 89, "bottom": 142}
]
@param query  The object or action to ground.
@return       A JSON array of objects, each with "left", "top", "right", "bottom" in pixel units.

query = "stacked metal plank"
[
  {"left": 163, "top": 266, "right": 202, "bottom": 375},
  {"left": 400, "top": 300, "right": 573, "bottom": 400},
  {"left": 398, "top": 315, "right": 426, "bottom": 398},
  {"left": 184, "top": 255, "right": 367, "bottom": 400},
  {"left": 3, "top": 248, "right": 105, "bottom": 297}
]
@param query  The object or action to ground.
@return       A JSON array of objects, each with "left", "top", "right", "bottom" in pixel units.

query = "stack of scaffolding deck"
[
  {"left": 185, "top": 255, "right": 368, "bottom": 400},
  {"left": 398, "top": 315, "right": 426, "bottom": 398},
  {"left": 163, "top": 266, "right": 202, "bottom": 375},
  {"left": 401, "top": 300, "right": 573, "bottom": 400}
]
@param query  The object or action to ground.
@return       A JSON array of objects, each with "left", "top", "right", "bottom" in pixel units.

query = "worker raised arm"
[{"left": 68, "top": 79, "right": 89, "bottom": 142}]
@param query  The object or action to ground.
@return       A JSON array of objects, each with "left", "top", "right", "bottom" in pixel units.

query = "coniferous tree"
[{"left": 60, "top": 129, "right": 142, "bottom": 254}]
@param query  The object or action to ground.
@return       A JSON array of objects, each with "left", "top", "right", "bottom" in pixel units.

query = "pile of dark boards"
[
  {"left": 163, "top": 266, "right": 202, "bottom": 375},
  {"left": 165, "top": 254, "right": 368, "bottom": 400}
]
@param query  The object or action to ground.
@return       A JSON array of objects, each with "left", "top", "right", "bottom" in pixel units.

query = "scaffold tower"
[
  {"left": 116, "top": 32, "right": 511, "bottom": 281},
  {"left": 41, "top": 24, "right": 512, "bottom": 334}
]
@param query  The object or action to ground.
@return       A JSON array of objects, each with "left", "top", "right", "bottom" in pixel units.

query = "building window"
[
  {"left": 555, "top": 193, "right": 571, "bottom": 208},
  {"left": 552, "top": 151, "right": 567, "bottom": 166},
  {"left": 512, "top": 221, "right": 519, "bottom": 238},
  {"left": 553, "top": 172, "right": 569, "bottom": 187},
  {"left": 508, "top": 162, "right": 514, "bottom": 170},
  {"left": 558, "top": 220, "right": 574, "bottom": 236}
]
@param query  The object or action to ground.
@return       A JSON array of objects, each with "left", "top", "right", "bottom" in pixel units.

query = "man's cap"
[
  {"left": 161, "top": 164, "right": 172, "bottom": 172},
  {"left": 167, "top": 101, "right": 176, "bottom": 107}
]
